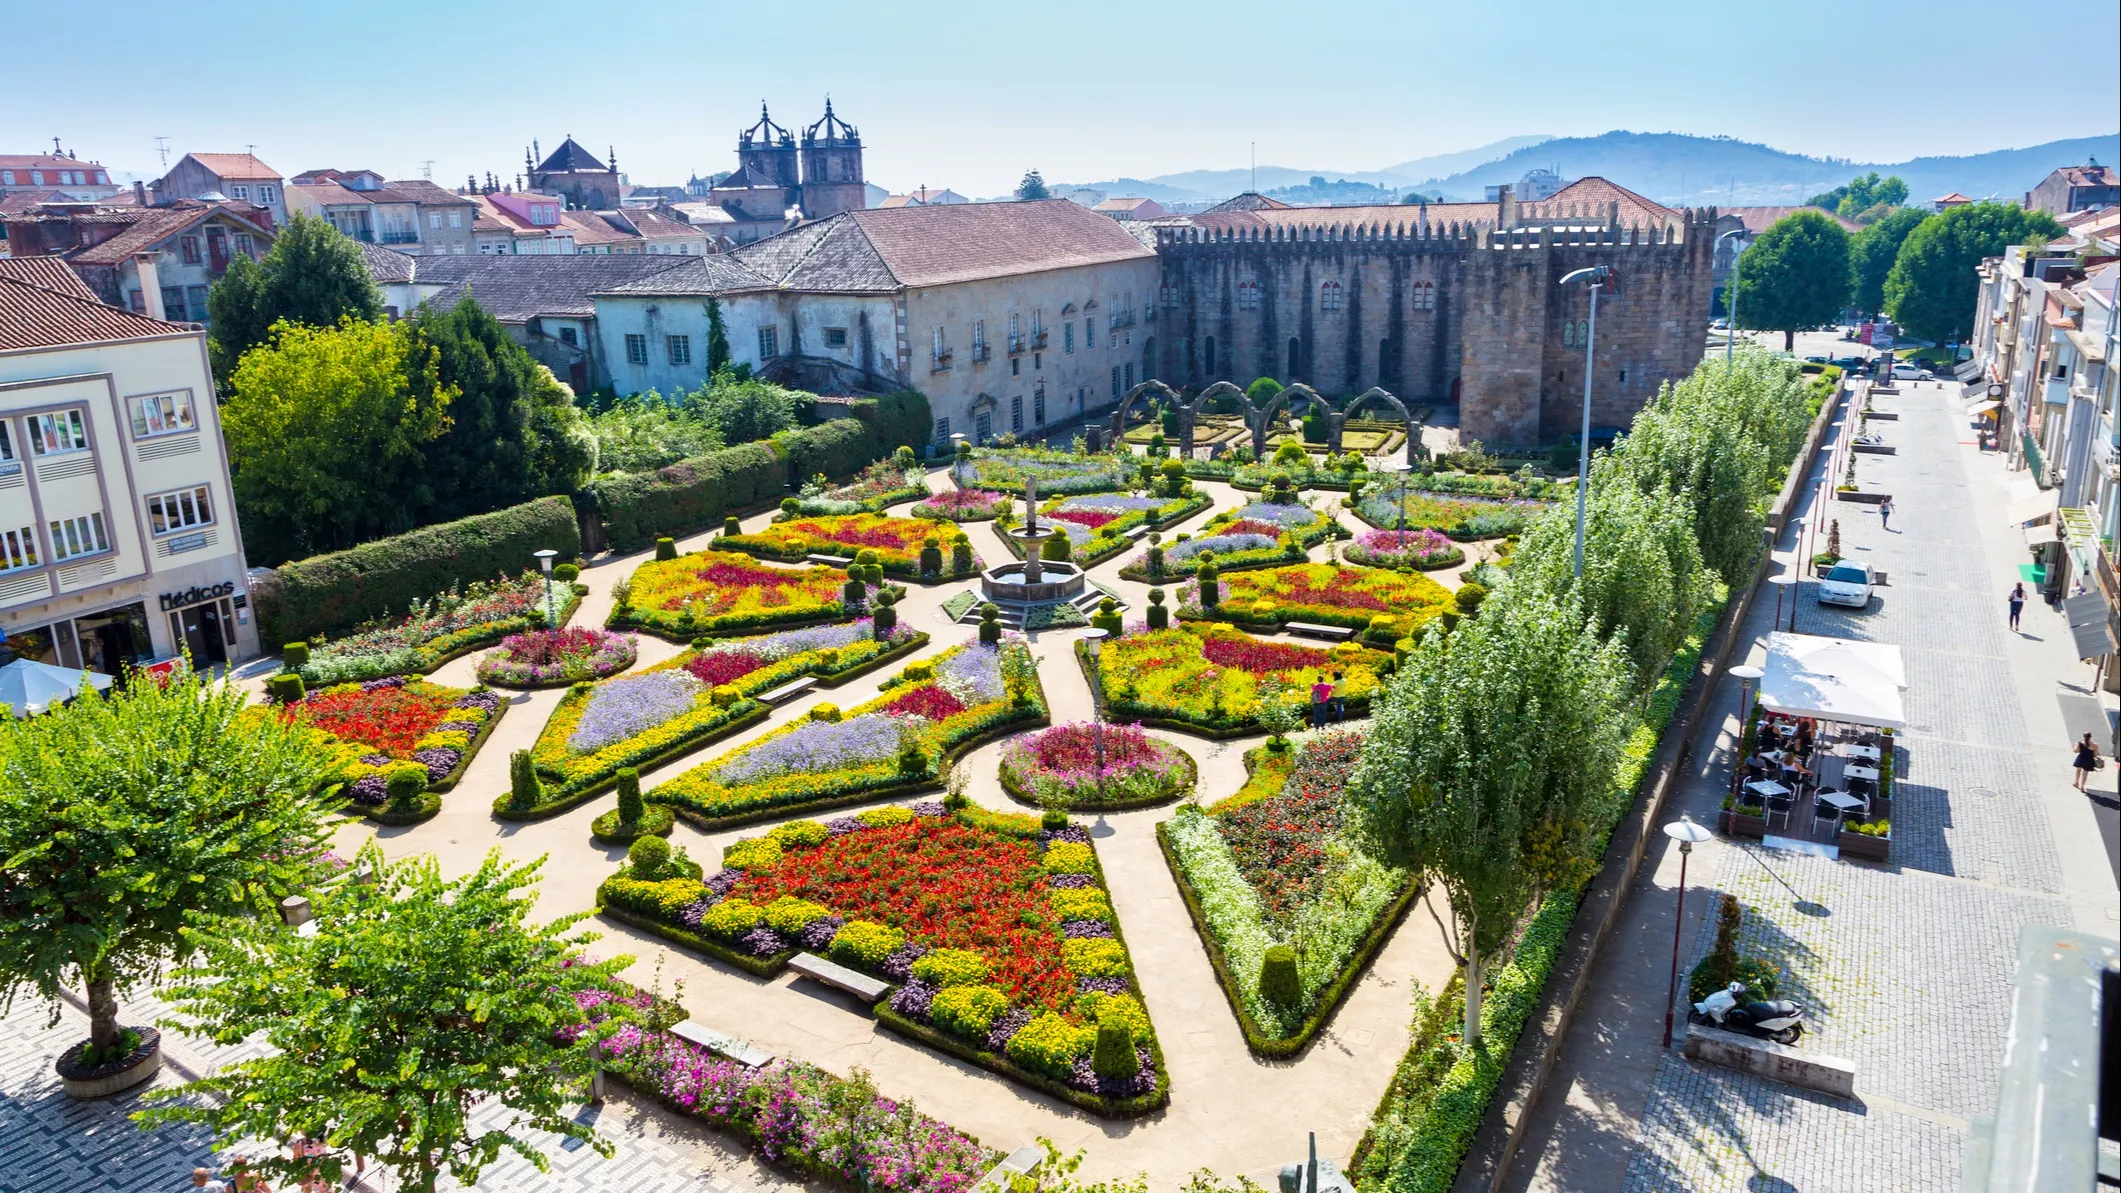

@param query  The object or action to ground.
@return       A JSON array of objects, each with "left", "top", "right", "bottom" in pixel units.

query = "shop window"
[
  {"left": 49, "top": 512, "right": 110, "bottom": 562},
  {"left": 127, "top": 392, "right": 197, "bottom": 439},
  {"left": 145, "top": 485, "right": 214, "bottom": 536},
  {"left": 0, "top": 526, "right": 38, "bottom": 572},
  {"left": 28, "top": 409, "right": 88, "bottom": 456}
]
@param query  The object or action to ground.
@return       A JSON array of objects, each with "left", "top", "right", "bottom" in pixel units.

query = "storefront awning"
[
  {"left": 2006, "top": 495, "right": 2058, "bottom": 526},
  {"left": 2062, "top": 592, "right": 2116, "bottom": 661},
  {"left": 1969, "top": 400, "right": 2003, "bottom": 416}
]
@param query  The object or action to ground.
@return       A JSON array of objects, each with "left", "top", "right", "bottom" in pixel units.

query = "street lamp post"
[
  {"left": 1384, "top": 460, "right": 1412, "bottom": 536},
  {"left": 1661, "top": 815, "right": 1715, "bottom": 1047},
  {"left": 1716, "top": 228, "right": 1747, "bottom": 370},
  {"left": 1558, "top": 265, "right": 1612, "bottom": 578},
  {"left": 1082, "top": 628, "right": 1109, "bottom": 779},
  {"left": 532, "top": 548, "right": 558, "bottom": 628},
  {"left": 1728, "top": 663, "right": 1764, "bottom": 798}
]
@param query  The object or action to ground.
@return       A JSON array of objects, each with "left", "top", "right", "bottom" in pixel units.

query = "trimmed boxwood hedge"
[{"left": 254, "top": 496, "right": 581, "bottom": 646}]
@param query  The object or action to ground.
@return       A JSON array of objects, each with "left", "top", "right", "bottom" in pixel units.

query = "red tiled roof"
[
  {"left": 1934, "top": 192, "right": 1972, "bottom": 203},
  {"left": 558, "top": 210, "right": 631, "bottom": 246},
  {"left": 0, "top": 273, "right": 187, "bottom": 351},
  {"left": 735, "top": 200, "right": 1155, "bottom": 292},
  {"left": 0, "top": 190, "right": 66, "bottom": 215},
  {"left": 183, "top": 153, "right": 281, "bottom": 181},
  {"left": 0, "top": 154, "right": 104, "bottom": 171},
  {"left": 0, "top": 255, "right": 98, "bottom": 300},
  {"left": 1721, "top": 205, "right": 1861, "bottom": 233},
  {"left": 65, "top": 201, "right": 275, "bottom": 266},
  {"left": 1517, "top": 176, "right": 1675, "bottom": 227}
]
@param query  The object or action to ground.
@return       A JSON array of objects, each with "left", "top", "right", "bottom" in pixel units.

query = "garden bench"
[
  {"left": 757, "top": 676, "right": 818, "bottom": 705},
  {"left": 972, "top": 1146, "right": 1049, "bottom": 1193},
  {"left": 1125, "top": 525, "right": 1151, "bottom": 541},
  {"left": 1284, "top": 621, "right": 1354, "bottom": 642},
  {"left": 789, "top": 952, "right": 890, "bottom": 1003},
  {"left": 806, "top": 553, "right": 855, "bottom": 567},
  {"left": 668, "top": 1018, "right": 775, "bottom": 1067}
]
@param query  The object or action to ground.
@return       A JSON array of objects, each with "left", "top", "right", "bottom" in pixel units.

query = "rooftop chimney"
[
  {"left": 134, "top": 253, "right": 166, "bottom": 321},
  {"left": 134, "top": 180, "right": 147, "bottom": 206}
]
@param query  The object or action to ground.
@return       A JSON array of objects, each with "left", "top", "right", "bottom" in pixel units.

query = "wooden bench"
[
  {"left": 756, "top": 676, "right": 818, "bottom": 705},
  {"left": 668, "top": 1018, "right": 775, "bottom": 1067},
  {"left": 1284, "top": 621, "right": 1354, "bottom": 642},
  {"left": 789, "top": 952, "right": 891, "bottom": 1003}
]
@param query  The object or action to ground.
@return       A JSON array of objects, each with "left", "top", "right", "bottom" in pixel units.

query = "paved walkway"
[{"left": 1502, "top": 377, "right": 2119, "bottom": 1193}]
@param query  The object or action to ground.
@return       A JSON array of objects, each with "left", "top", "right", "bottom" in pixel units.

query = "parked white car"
[
  {"left": 1889, "top": 363, "right": 1933, "bottom": 382},
  {"left": 1817, "top": 561, "right": 1875, "bottom": 608}
]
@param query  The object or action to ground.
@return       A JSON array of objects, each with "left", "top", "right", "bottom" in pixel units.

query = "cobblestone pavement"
[{"left": 0, "top": 993, "right": 804, "bottom": 1193}]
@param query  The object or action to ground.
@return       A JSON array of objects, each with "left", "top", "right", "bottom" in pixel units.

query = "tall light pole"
[
  {"left": 1384, "top": 459, "right": 1412, "bottom": 536},
  {"left": 1716, "top": 227, "right": 1747, "bottom": 370},
  {"left": 532, "top": 548, "right": 558, "bottom": 628},
  {"left": 1559, "top": 265, "right": 1612, "bottom": 578},
  {"left": 1082, "top": 628, "right": 1109, "bottom": 779},
  {"left": 1661, "top": 815, "right": 1714, "bottom": 1047}
]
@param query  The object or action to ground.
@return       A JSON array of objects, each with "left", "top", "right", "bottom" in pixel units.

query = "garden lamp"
[
  {"left": 1661, "top": 815, "right": 1714, "bottom": 1047},
  {"left": 533, "top": 548, "right": 558, "bottom": 628},
  {"left": 1714, "top": 227, "right": 1747, "bottom": 370},
  {"left": 1729, "top": 664, "right": 1763, "bottom": 727},
  {"left": 1082, "top": 628, "right": 1109, "bottom": 775},
  {"left": 1383, "top": 460, "right": 1412, "bottom": 536}
]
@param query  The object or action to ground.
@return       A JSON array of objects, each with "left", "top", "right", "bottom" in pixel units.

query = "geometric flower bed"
[
  {"left": 281, "top": 677, "right": 505, "bottom": 820},
  {"left": 1352, "top": 490, "right": 1546, "bottom": 540},
  {"left": 955, "top": 446, "right": 1134, "bottom": 496},
  {"left": 1084, "top": 623, "right": 1392, "bottom": 736},
  {"left": 1015, "top": 492, "right": 1210, "bottom": 567},
  {"left": 1342, "top": 528, "right": 1465, "bottom": 571},
  {"left": 913, "top": 488, "right": 1009, "bottom": 523},
  {"left": 720, "top": 514, "right": 981, "bottom": 580},
  {"left": 1118, "top": 500, "right": 1337, "bottom": 581},
  {"left": 1180, "top": 562, "right": 1452, "bottom": 644},
  {"left": 646, "top": 640, "right": 1047, "bottom": 830},
  {"left": 509, "top": 620, "right": 929, "bottom": 818},
  {"left": 473, "top": 627, "right": 637, "bottom": 688},
  {"left": 294, "top": 572, "right": 587, "bottom": 686},
  {"left": 1158, "top": 730, "right": 1418, "bottom": 1054},
  {"left": 786, "top": 458, "right": 929, "bottom": 516},
  {"left": 608, "top": 550, "right": 878, "bottom": 641},
  {"left": 598, "top": 801, "right": 1168, "bottom": 1115},
  {"left": 997, "top": 721, "right": 1197, "bottom": 810}
]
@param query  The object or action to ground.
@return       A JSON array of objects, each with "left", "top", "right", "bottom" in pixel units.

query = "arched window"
[
  {"left": 1238, "top": 280, "right": 1259, "bottom": 311},
  {"left": 1563, "top": 322, "right": 1575, "bottom": 347},
  {"left": 1578, "top": 319, "right": 1591, "bottom": 345},
  {"left": 1288, "top": 337, "right": 1302, "bottom": 379},
  {"left": 1320, "top": 280, "right": 1343, "bottom": 312}
]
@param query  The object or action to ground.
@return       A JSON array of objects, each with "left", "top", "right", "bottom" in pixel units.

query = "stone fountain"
[{"left": 971, "top": 475, "right": 1090, "bottom": 625}]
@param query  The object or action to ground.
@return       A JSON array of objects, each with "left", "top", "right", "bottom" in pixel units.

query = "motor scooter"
[{"left": 1692, "top": 981, "right": 1806, "bottom": 1045}]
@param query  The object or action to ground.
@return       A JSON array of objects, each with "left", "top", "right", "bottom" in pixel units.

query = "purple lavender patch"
[
  {"left": 1062, "top": 920, "right": 1113, "bottom": 938},
  {"left": 797, "top": 916, "right": 844, "bottom": 951},
  {"left": 1076, "top": 976, "right": 1131, "bottom": 997},
  {"left": 678, "top": 899, "right": 717, "bottom": 927},
  {"left": 704, "top": 869, "right": 743, "bottom": 897},
  {"left": 985, "top": 1007, "right": 1033, "bottom": 1053},
  {"left": 824, "top": 815, "right": 865, "bottom": 837},
  {"left": 432, "top": 719, "right": 480, "bottom": 736},
  {"left": 361, "top": 676, "right": 409, "bottom": 692},
  {"left": 1040, "top": 826, "right": 1091, "bottom": 847},
  {"left": 1067, "top": 1047, "right": 1158, "bottom": 1097},
  {"left": 736, "top": 926, "right": 788, "bottom": 957},
  {"left": 1045, "top": 872, "right": 1095, "bottom": 889},
  {"left": 412, "top": 747, "right": 460, "bottom": 782},
  {"left": 348, "top": 774, "right": 389, "bottom": 805},
  {"left": 879, "top": 942, "right": 930, "bottom": 982},
  {"left": 912, "top": 800, "right": 946, "bottom": 817},
  {"left": 359, "top": 752, "right": 392, "bottom": 767},
  {"left": 888, "top": 979, "right": 937, "bottom": 1022},
  {"left": 454, "top": 689, "right": 503, "bottom": 713}
]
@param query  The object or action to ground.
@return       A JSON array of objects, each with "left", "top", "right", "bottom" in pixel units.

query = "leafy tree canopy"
[
  {"left": 1805, "top": 172, "right": 1908, "bottom": 220},
  {"left": 1847, "top": 206, "right": 1931, "bottom": 315},
  {"left": 0, "top": 665, "right": 334, "bottom": 1054},
  {"left": 1730, "top": 209, "right": 1852, "bottom": 349},
  {"left": 1017, "top": 170, "right": 1051, "bottom": 201},
  {"left": 207, "top": 213, "right": 382, "bottom": 382},
  {"left": 1884, "top": 201, "right": 2063, "bottom": 344}
]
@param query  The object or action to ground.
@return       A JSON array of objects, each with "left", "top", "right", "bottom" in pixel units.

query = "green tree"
[
  {"left": 0, "top": 666, "right": 333, "bottom": 1060},
  {"left": 138, "top": 847, "right": 626, "bottom": 1193},
  {"left": 1017, "top": 170, "right": 1051, "bottom": 201},
  {"left": 1729, "top": 209, "right": 1852, "bottom": 350},
  {"left": 705, "top": 296, "right": 732, "bottom": 373},
  {"left": 207, "top": 212, "right": 382, "bottom": 381},
  {"left": 409, "top": 296, "right": 597, "bottom": 519},
  {"left": 1805, "top": 172, "right": 1907, "bottom": 220},
  {"left": 222, "top": 318, "right": 456, "bottom": 562},
  {"left": 1884, "top": 201, "right": 2064, "bottom": 344},
  {"left": 1846, "top": 206, "right": 1931, "bottom": 315},
  {"left": 685, "top": 374, "right": 802, "bottom": 444},
  {"left": 1346, "top": 583, "right": 1627, "bottom": 1045}
]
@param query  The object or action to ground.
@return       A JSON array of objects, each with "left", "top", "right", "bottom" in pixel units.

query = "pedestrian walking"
[
  {"left": 1879, "top": 496, "right": 1894, "bottom": 531},
  {"left": 1308, "top": 676, "right": 1332, "bottom": 729},
  {"left": 192, "top": 1169, "right": 231, "bottom": 1193},
  {"left": 2007, "top": 583, "right": 2026, "bottom": 631},
  {"left": 2073, "top": 732, "right": 2103, "bottom": 792}
]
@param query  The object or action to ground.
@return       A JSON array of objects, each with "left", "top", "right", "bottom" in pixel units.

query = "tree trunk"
[
  {"left": 85, "top": 972, "right": 120, "bottom": 1051},
  {"left": 1463, "top": 937, "right": 1482, "bottom": 1049},
  {"left": 1783, "top": 328, "right": 1795, "bottom": 352}
]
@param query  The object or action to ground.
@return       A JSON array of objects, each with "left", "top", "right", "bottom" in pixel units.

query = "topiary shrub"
[
  {"left": 266, "top": 673, "right": 306, "bottom": 705},
  {"left": 628, "top": 834, "right": 672, "bottom": 880},
  {"left": 895, "top": 444, "right": 919, "bottom": 468},
  {"left": 616, "top": 768, "right": 644, "bottom": 823},
  {"left": 554, "top": 562, "right": 580, "bottom": 584},
  {"left": 842, "top": 574, "right": 866, "bottom": 609},
  {"left": 810, "top": 702, "right": 843, "bottom": 723},
  {"left": 979, "top": 603, "right": 1002, "bottom": 645},
  {"left": 1197, "top": 557, "right": 1221, "bottom": 608},
  {"left": 655, "top": 536, "right": 678, "bottom": 561},
  {"left": 1090, "top": 596, "right": 1123, "bottom": 636},
  {"left": 1455, "top": 581, "right": 1488, "bottom": 615},
  {"left": 1040, "top": 533, "right": 1070, "bottom": 563},
  {"left": 1259, "top": 944, "right": 1301, "bottom": 1008},
  {"left": 897, "top": 741, "right": 928, "bottom": 776},
  {"left": 281, "top": 642, "right": 310, "bottom": 669},
  {"left": 951, "top": 539, "right": 974, "bottom": 574},
  {"left": 1146, "top": 587, "right": 1169, "bottom": 629},
  {"left": 1091, "top": 1012, "right": 1141, "bottom": 1079},
  {"left": 872, "top": 589, "right": 899, "bottom": 634},
  {"left": 920, "top": 538, "right": 943, "bottom": 575},
  {"left": 781, "top": 497, "right": 800, "bottom": 516},
  {"left": 724, "top": 515, "right": 742, "bottom": 536},
  {"left": 508, "top": 748, "right": 541, "bottom": 811},
  {"left": 384, "top": 764, "right": 428, "bottom": 813}
]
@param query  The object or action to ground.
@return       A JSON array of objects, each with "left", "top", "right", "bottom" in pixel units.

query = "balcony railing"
[
  {"left": 378, "top": 229, "right": 420, "bottom": 245},
  {"left": 930, "top": 351, "right": 954, "bottom": 372},
  {"left": 1008, "top": 335, "right": 1026, "bottom": 354},
  {"left": 1109, "top": 311, "right": 1135, "bottom": 329},
  {"left": 970, "top": 343, "right": 991, "bottom": 363},
  {"left": 1031, "top": 330, "right": 1048, "bottom": 349}
]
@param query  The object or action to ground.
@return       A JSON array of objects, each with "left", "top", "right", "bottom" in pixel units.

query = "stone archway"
[
  {"left": 1336, "top": 386, "right": 1424, "bottom": 464},
  {"left": 1111, "top": 379, "right": 1185, "bottom": 454},
  {"left": 1250, "top": 382, "right": 1327, "bottom": 460}
]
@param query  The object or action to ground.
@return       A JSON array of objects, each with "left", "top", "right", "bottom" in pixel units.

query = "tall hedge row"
[
  {"left": 253, "top": 495, "right": 581, "bottom": 645},
  {"left": 583, "top": 439, "right": 785, "bottom": 553}
]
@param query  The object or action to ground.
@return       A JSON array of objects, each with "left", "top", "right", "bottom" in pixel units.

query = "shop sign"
[
  {"left": 158, "top": 581, "right": 236, "bottom": 612},
  {"left": 166, "top": 532, "right": 207, "bottom": 554}
]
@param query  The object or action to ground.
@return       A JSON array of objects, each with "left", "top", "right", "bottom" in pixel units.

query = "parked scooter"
[
  {"left": 1854, "top": 431, "right": 1886, "bottom": 447},
  {"left": 1692, "top": 981, "right": 1806, "bottom": 1044}
]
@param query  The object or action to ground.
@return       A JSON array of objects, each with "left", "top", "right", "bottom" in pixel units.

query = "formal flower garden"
[
  {"left": 1017, "top": 491, "right": 1210, "bottom": 565},
  {"left": 913, "top": 488, "right": 1008, "bottom": 522},
  {"left": 609, "top": 551, "right": 878, "bottom": 639},
  {"left": 1119, "top": 500, "right": 1337, "bottom": 581},
  {"left": 474, "top": 627, "right": 637, "bottom": 688},
  {"left": 1180, "top": 562, "right": 1453, "bottom": 643},
  {"left": 997, "top": 722, "right": 1197, "bottom": 810},
  {"left": 294, "top": 572, "right": 584, "bottom": 686},
  {"left": 279, "top": 677, "right": 505, "bottom": 818},
  {"left": 722, "top": 514, "right": 981, "bottom": 579},
  {"left": 785, "top": 458, "right": 930, "bottom": 515},
  {"left": 955, "top": 446, "right": 1135, "bottom": 495},
  {"left": 599, "top": 801, "right": 1167, "bottom": 1114},
  {"left": 646, "top": 641, "right": 1046, "bottom": 828},
  {"left": 1086, "top": 624, "right": 1392, "bottom": 735},
  {"left": 1160, "top": 730, "right": 1417, "bottom": 1050},
  {"left": 515, "top": 620, "right": 927, "bottom": 816},
  {"left": 1352, "top": 490, "right": 1547, "bottom": 540},
  {"left": 1343, "top": 528, "right": 1466, "bottom": 571}
]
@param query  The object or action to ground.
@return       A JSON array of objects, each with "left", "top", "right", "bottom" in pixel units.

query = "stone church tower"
[
  {"left": 737, "top": 104, "right": 800, "bottom": 195},
  {"left": 799, "top": 100, "right": 866, "bottom": 219},
  {"left": 525, "top": 137, "right": 622, "bottom": 210}
]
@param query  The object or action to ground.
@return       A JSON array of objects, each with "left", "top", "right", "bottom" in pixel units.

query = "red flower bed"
[
  {"left": 1221, "top": 518, "right": 1289, "bottom": 538},
  {"left": 290, "top": 685, "right": 458, "bottom": 758},
  {"left": 1018, "top": 722, "right": 1163, "bottom": 772},
  {"left": 684, "top": 649, "right": 767, "bottom": 687},
  {"left": 734, "top": 819, "right": 1073, "bottom": 1010},
  {"left": 682, "top": 561, "right": 826, "bottom": 613},
  {"left": 878, "top": 683, "right": 966, "bottom": 721},
  {"left": 787, "top": 520, "right": 922, "bottom": 550},
  {"left": 494, "top": 627, "right": 606, "bottom": 666},
  {"left": 1048, "top": 509, "right": 1122, "bottom": 529},
  {"left": 1219, "top": 730, "right": 1365, "bottom": 927},
  {"left": 1198, "top": 635, "right": 1333, "bottom": 675}
]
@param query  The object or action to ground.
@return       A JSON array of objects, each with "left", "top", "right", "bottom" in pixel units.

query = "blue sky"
[{"left": 8, "top": 0, "right": 2116, "bottom": 197}]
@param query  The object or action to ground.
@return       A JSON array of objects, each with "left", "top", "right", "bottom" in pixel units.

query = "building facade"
[
  {"left": 526, "top": 139, "right": 624, "bottom": 212},
  {"left": 0, "top": 259, "right": 259, "bottom": 676},
  {"left": 152, "top": 153, "right": 287, "bottom": 227},
  {"left": 0, "top": 150, "right": 120, "bottom": 202},
  {"left": 1, "top": 200, "right": 276, "bottom": 324},
  {"left": 1151, "top": 178, "right": 1718, "bottom": 445},
  {"left": 700, "top": 102, "right": 871, "bottom": 244},
  {"left": 286, "top": 171, "right": 477, "bottom": 256},
  {"left": 2026, "top": 162, "right": 2117, "bottom": 218}
]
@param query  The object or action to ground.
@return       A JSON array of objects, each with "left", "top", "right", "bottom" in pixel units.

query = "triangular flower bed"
[
  {"left": 1156, "top": 730, "right": 1421, "bottom": 1057},
  {"left": 607, "top": 550, "right": 890, "bottom": 641},
  {"left": 277, "top": 677, "right": 506, "bottom": 824},
  {"left": 599, "top": 801, "right": 1168, "bottom": 1116}
]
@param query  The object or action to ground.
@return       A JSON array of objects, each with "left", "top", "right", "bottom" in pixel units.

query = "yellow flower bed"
[{"left": 722, "top": 514, "right": 972, "bottom": 575}]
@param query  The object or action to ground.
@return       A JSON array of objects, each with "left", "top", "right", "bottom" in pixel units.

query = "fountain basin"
[{"left": 981, "top": 561, "right": 1086, "bottom": 606}]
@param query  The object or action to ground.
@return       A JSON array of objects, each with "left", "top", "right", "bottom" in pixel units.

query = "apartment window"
[
  {"left": 1084, "top": 318, "right": 1095, "bottom": 348},
  {"left": 180, "top": 236, "right": 202, "bottom": 264},
  {"left": 758, "top": 326, "right": 778, "bottom": 358},
  {"left": 128, "top": 392, "right": 197, "bottom": 439},
  {"left": 931, "top": 326, "right": 948, "bottom": 366},
  {"left": 667, "top": 334, "right": 692, "bottom": 365},
  {"left": 258, "top": 185, "right": 277, "bottom": 205},
  {"left": 162, "top": 287, "right": 188, "bottom": 320},
  {"left": 1033, "top": 352, "right": 1042, "bottom": 370},
  {"left": 0, "top": 423, "right": 17, "bottom": 477},
  {"left": 429, "top": 213, "right": 443, "bottom": 229},
  {"left": 185, "top": 286, "right": 208, "bottom": 321},
  {"left": 558, "top": 327, "right": 578, "bottom": 347},
  {"left": 49, "top": 512, "right": 110, "bottom": 562},
  {"left": 448, "top": 210, "right": 462, "bottom": 229},
  {"left": 231, "top": 185, "right": 249, "bottom": 200},
  {"left": 1011, "top": 396, "right": 1023, "bottom": 432},
  {"left": 1065, "top": 323, "right": 1075, "bottom": 353},
  {"left": 1011, "top": 358, "right": 1020, "bottom": 376},
  {"left": 1008, "top": 312, "right": 1021, "bottom": 350},
  {"left": 1111, "top": 367, "right": 1122, "bottom": 399},
  {"left": 1125, "top": 362, "right": 1135, "bottom": 390},
  {"left": 145, "top": 485, "right": 214, "bottom": 536},
  {"left": 1031, "top": 309, "right": 1043, "bottom": 336},
  {"left": 0, "top": 172, "right": 12, "bottom": 185},
  {"left": 29, "top": 171, "right": 42, "bottom": 186},
  {"left": 28, "top": 409, "right": 88, "bottom": 456},
  {"left": 625, "top": 333, "right": 649, "bottom": 365},
  {"left": 0, "top": 526, "right": 37, "bottom": 573},
  {"left": 825, "top": 327, "right": 849, "bottom": 349},
  {"left": 233, "top": 232, "right": 254, "bottom": 258}
]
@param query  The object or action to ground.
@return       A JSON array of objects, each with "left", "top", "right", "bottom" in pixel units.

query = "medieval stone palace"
[{"left": 1149, "top": 178, "right": 1717, "bottom": 445}]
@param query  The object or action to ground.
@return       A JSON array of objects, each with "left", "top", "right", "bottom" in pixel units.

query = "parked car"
[
  {"left": 1817, "top": 561, "right": 1875, "bottom": 608},
  {"left": 1710, "top": 317, "right": 1730, "bottom": 330},
  {"left": 1889, "top": 363, "right": 1933, "bottom": 382},
  {"left": 1829, "top": 356, "right": 1867, "bottom": 370},
  {"left": 1804, "top": 355, "right": 1830, "bottom": 364}
]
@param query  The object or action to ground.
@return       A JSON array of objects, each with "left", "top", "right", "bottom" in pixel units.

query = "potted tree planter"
[
  {"left": 1838, "top": 821, "right": 1891, "bottom": 863},
  {"left": 54, "top": 1024, "right": 162, "bottom": 1098}
]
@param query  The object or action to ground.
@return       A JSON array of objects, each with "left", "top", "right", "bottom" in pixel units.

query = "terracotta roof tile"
[
  {"left": 400, "top": 255, "right": 701, "bottom": 320},
  {"left": 66, "top": 202, "right": 274, "bottom": 267},
  {"left": 182, "top": 153, "right": 281, "bottom": 181},
  {"left": 1721, "top": 205, "right": 1860, "bottom": 233},
  {"left": 734, "top": 200, "right": 1155, "bottom": 292},
  {"left": 1516, "top": 176, "right": 1675, "bottom": 227},
  {"left": 0, "top": 273, "right": 187, "bottom": 351},
  {"left": 558, "top": 211, "right": 631, "bottom": 246},
  {"left": 0, "top": 255, "right": 98, "bottom": 300},
  {"left": 2052, "top": 164, "right": 2115, "bottom": 187},
  {"left": 359, "top": 242, "right": 417, "bottom": 284}
]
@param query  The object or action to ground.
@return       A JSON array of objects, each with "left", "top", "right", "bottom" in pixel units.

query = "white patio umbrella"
[
  {"left": 1757, "top": 632, "right": 1906, "bottom": 730},
  {"left": 0, "top": 657, "right": 115, "bottom": 718}
]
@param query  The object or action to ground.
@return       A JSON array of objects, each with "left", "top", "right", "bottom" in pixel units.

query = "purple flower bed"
[
  {"left": 984, "top": 1007, "right": 1033, "bottom": 1053},
  {"left": 889, "top": 978, "right": 938, "bottom": 1021},
  {"left": 696, "top": 619, "right": 882, "bottom": 668},
  {"left": 1167, "top": 532, "right": 1279, "bottom": 567},
  {"left": 1075, "top": 976, "right": 1131, "bottom": 997},
  {"left": 1046, "top": 872, "right": 1094, "bottom": 889},
  {"left": 797, "top": 916, "right": 844, "bottom": 951},
  {"left": 737, "top": 926, "right": 789, "bottom": 957},
  {"left": 714, "top": 712, "right": 911, "bottom": 785},
  {"left": 1039, "top": 825, "right": 1091, "bottom": 847},
  {"left": 1232, "top": 501, "right": 1320, "bottom": 527},
  {"left": 936, "top": 645, "right": 1006, "bottom": 705},
  {"left": 348, "top": 774, "right": 388, "bottom": 805},
  {"left": 1061, "top": 920, "right": 1113, "bottom": 938},
  {"left": 568, "top": 671, "right": 704, "bottom": 754},
  {"left": 361, "top": 676, "right": 409, "bottom": 692},
  {"left": 476, "top": 628, "right": 637, "bottom": 687},
  {"left": 1068, "top": 1046, "right": 1158, "bottom": 1098},
  {"left": 454, "top": 689, "right": 503, "bottom": 714},
  {"left": 880, "top": 942, "right": 930, "bottom": 982},
  {"left": 412, "top": 747, "right": 460, "bottom": 783}
]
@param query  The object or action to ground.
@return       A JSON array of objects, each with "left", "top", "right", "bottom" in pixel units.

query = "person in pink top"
[{"left": 1309, "top": 677, "right": 1333, "bottom": 728}]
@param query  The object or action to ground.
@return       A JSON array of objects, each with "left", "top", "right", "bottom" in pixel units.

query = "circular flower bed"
[
  {"left": 1344, "top": 527, "right": 1465, "bottom": 571},
  {"left": 998, "top": 721, "right": 1196, "bottom": 810},
  {"left": 475, "top": 627, "right": 636, "bottom": 688}
]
